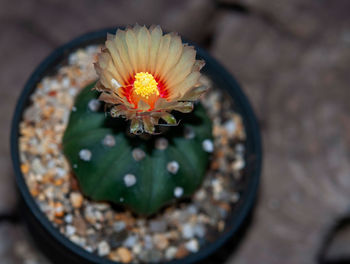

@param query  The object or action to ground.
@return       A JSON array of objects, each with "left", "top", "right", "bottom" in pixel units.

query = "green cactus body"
[{"left": 63, "top": 82, "right": 213, "bottom": 215}]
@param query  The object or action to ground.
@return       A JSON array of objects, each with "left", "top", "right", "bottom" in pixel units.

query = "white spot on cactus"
[
  {"left": 184, "top": 127, "right": 195, "bottom": 139},
  {"left": 73, "top": 164, "right": 78, "bottom": 169},
  {"left": 72, "top": 106, "right": 77, "bottom": 112},
  {"left": 79, "top": 149, "right": 92, "bottom": 161},
  {"left": 202, "top": 139, "right": 214, "bottom": 153},
  {"left": 167, "top": 161, "right": 179, "bottom": 174},
  {"left": 174, "top": 187, "right": 184, "bottom": 197},
  {"left": 102, "top": 134, "right": 116, "bottom": 147},
  {"left": 132, "top": 148, "right": 146, "bottom": 161},
  {"left": 111, "top": 78, "right": 122, "bottom": 88},
  {"left": 155, "top": 137, "right": 168, "bottom": 150},
  {"left": 124, "top": 174, "right": 136, "bottom": 187},
  {"left": 88, "top": 99, "right": 101, "bottom": 112}
]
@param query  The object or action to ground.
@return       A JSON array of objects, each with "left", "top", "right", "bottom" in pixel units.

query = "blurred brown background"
[{"left": 1, "top": 0, "right": 350, "bottom": 263}]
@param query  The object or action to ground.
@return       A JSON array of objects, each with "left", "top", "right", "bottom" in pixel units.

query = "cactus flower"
[{"left": 94, "top": 25, "right": 207, "bottom": 134}]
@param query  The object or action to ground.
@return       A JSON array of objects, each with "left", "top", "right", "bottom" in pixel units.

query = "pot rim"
[{"left": 10, "top": 27, "right": 262, "bottom": 264}]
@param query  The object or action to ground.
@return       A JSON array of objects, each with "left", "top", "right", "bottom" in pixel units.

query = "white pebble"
[
  {"left": 185, "top": 239, "right": 199, "bottom": 253},
  {"left": 113, "top": 221, "right": 126, "bottom": 232},
  {"left": 124, "top": 174, "right": 136, "bottom": 187},
  {"left": 64, "top": 214, "right": 73, "bottom": 224},
  {"left": 182, "top": 223, "right": 195, "bottom": 239},
  {"left": 97, "top": 241, "right": 110, "bottom": 256},
  {"left": 202, "top": 139, "right": 214, "bottom": 153},
  {"left": 123, "top": 235, "right": 138, "bottom": 248},
  {"left": 132, "top": 148, "right": 146, "bottom": 161},
  {"left": 167, "top": 161, "right": 179, "bottom": 174},
  {"left": 155, "top": 137, "right": 168, "bottom": 150},
  {"left": 194, "top": 224, "right": 206, "bottom": 238},
  {"left": 120, "top": 197, "right": 124, "bottom": 202},
  {"left": 165, "top": 246, "right": 178, "bottom": 260},
  {"left": 62, "top": 77, "right": 70, "bottom": 88},
  {"left": 79, "top": 149, "right": 92, "bottom": 161},
  {"left": 233, "top": 158, "right": 245, "bottom": 170},
  {"left": 72, "top": 106, "right": 77, "bottom": 112},
  {"left": 66, "top": 225, "right": 76, "bottom": 236},
  {"left": 102, "top": 134, "right": 115, "bottom": 147},
  {"left": 88, "top": 99, "right": 101, "bottom": 112},
  {"left": 174, "top": 187, "right": 184, "bottom": 198},
  {"left": 224, "top": 120, "right": 236, "bottom": 135},
  {"left": 73, "top": 164, "right": 78, "bottom": 169}
]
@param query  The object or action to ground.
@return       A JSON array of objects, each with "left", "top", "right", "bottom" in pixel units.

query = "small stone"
[
  {"left": 144, "top": 235, "right": 153, "bottom": 250},
  {"left": 66, "top": 225, "right": 76, "bottom": 236},
  {"left": 72, "top": 106, "right": 77, "bottom": 112},
  {"left": 73, "top": 216, "right": 87, "bottom": 236},
  {"left": 113, "top": 247, "right": 132, "bottom": 263},
  {"left": 174, "top": 187, "right": 184, "bottom": 198},
  {"left": 155, "top": 137, "right": 168, "bottom": 150},
  {"left": 167, "top": 161, "right": 179, "bottom": 174},
  {"left": 123, "top": 235, "right": 138, "bottom": 248},
  {"left": 54, "top": 202, "right": 64, "bottom": 218},
  {"left": 149, "top": 220, "right": 167, "bottom": 233},
  {"left": 97, "top": 241, "right": 111, "bottom": 256},
  {"left": 102, "top": 134, "right": 116, "bottom": 147},
  {"left": 202, "top": 139, "right": 214, "bottom": 153},
  {"left": 218, "top": 220, "right": 225, "bottom": 232},
  {"left": 185, "top": 239, "right": 199, "bottom": 253},
  {"left": 32, "top": 158, "right": 45, "bottom": 175},
  {"left": 20, "top": 163, "right": 29, "bottom": 174},
  {"left": 113, "top": 221, "right": 126, "bottom": 232},
  {"left": 124, "top": 174, "right": 137, "bottom": 187},
  {"left": 153, "top": 234, "right": 169, "bottom": 250},
  {"left": 224, "top": 120, "right": 236, "bottom": 135},
  {"left": 88, "top": 99, "right": 101, "bottom": 112},
  {"left": 194, "top": 224, "right": 206, "bottom": 238},
  {"left": 79, "top": 149, "right": 92, "bottom": 161},
  {"left": 165, "top": 246, "right": 178, "bottom": 260},
  {"left": 232, "top": 158, "right": 245, "bottom": 170},
  {"left": 182, "top": 223, "right": 195, "bottom": 239},
  {"left": 73, "top": 164, "right": 78, "bottom": 169},
  {"left": 194, "top": 189, "right": 206, "bottom": 201},
  {"left": 64, "top": 214, "right": 73, "bottom": 224},
  {"left": 132, "top": 148, "right": 146, "bottom": 161},
  {"left": 175, "top": 245, "right": 189, "bottom": 259},
  {"left": 70, "top": 192, "right": 83, "bottom": 208},
  {"left": 132, "top": 243, "right": 142, "bottom": 255}
]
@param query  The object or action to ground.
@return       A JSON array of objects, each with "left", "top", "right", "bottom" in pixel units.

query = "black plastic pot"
[{"left": 11, "top": 28, "right": 262, "bottom": 264}]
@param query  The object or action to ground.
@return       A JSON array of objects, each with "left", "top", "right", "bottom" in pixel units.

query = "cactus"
[{"left": 63, "top": 82, "right": 213, "bottom": 215}]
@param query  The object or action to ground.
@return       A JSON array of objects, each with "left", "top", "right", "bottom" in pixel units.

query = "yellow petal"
[
  {"left": 97, "top": 51, "right": 124, "bottom": 86},
  {"left": 165, "top": 46, "right": 196, "bottom": 88},
  {"left": 114, "top": 29, "right": 134, "bottom": 79},
  {"left": 154, "top": 34, "right": 171, "bottom": 78},
  {"left": 137, "top": 26, "right": 151, "bottom": 72},
  {"left": 171, "top": 71, "right": 201, "bottom": 98},
  {"left": 125, "top": 28, "right": 139, "bottom": 73},
  {"left": 159, "top": 34, "right": 183, "bottom": 78},
  {"left": 105, "top": 40, "right": 129, "bottom": 84},
  {"left": 148, "top": 25, "right": 162, "bottom": 74}
]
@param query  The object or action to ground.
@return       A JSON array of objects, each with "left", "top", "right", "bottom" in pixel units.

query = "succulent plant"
[{"left": 62, "top": 25, "right": 213, "bottom": 215}]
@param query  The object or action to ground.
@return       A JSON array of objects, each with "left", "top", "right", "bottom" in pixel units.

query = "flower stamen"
[{"left": 133, "top": 72, "right": 159, "bottom": 99}]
